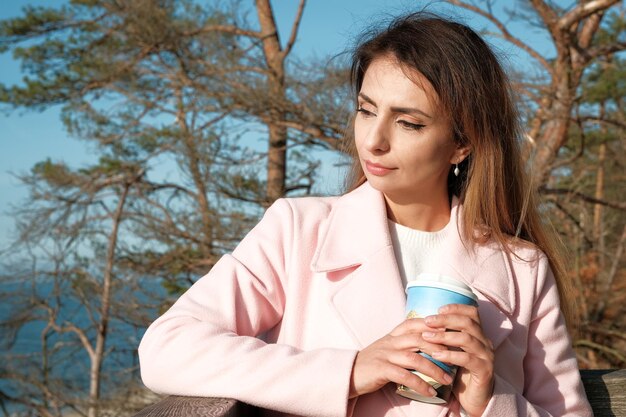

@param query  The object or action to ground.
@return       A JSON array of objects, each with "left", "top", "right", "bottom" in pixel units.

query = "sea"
[{"left": 0, "top": 277, "right": 168, "bottom": 414}]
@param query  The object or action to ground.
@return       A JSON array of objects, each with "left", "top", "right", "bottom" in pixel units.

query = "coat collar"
[
  {"left": 310, "top": 182, "right": 518, "bottom": 317},
  {"left": 311, "top": 182, "right": 391, "bottom": 273}
]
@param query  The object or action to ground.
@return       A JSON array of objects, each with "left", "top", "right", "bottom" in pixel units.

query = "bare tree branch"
[
  {"left": 594, "top": 223, "right": 626, "bottom": 320},
  {"left": 282, "top": 0, "right": 306, "bottom": 59},
  {"left": 559, "top": 0, "right": 621, "bottom": 31},
  {"left": 446, "top": 0, "right": 553, "bottom": 73},
  {"left": 574, "top": 339, "right": 626, "bottom": 363},
  {"left": 181, "top": 25, "right": 261, "bottom": 39},
  {"left": 528, "top": 0, "right": 559, "bottom": 35},
  {"left": 585, "top": 41, "right": 626, "bottom": 62},
  {"left": 58, "top": 322, "right": 95, "bottom": 361},
  {"left": 578, "top": 116, "right": 626, "bottom": 130},
  {"left": 273, "top": 120, "right": 344, "bottom": 150},
  {"left": 546, "top": 197, "right": 594, "bottom": 246},
  {"left": 549, "top": 111, "right": 587, "bottom": 170},
  {"left": 578, "top": 8, "right": 604, "bottom": 49},
  {"left": 584, "top": 325, "right": 626, "bottom": 342},
  {"left": 540, "top": 186, "right": 626, "bottom": 210}
]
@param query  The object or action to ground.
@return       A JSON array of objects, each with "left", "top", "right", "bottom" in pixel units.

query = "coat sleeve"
[
  {"left": 480, "top": 257, "right": 593, "bottom": 417},
  {"left": 138, "top": 198, "right": 358, "bottom": 417}
]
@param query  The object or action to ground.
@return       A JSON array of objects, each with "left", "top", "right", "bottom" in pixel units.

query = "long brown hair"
[{"left": 345, "top": 12, "right": 574, "bottom": 325}]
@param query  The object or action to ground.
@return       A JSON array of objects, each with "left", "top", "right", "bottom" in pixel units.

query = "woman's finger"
[
  {"left": 424, "top": 313, "right": 491, "bottom": 348},
  {"left": 390, "top": 318, "right": 446, "bottom": 336},
  {"left": 439, "top": 303, "right": 480, "bottom": 321},
  {"left": 422, "top": 330, "right": 491, "bottom": 359},
  {"left": 388, "top": 349, "right": 455, "bottom": 386},
  {"left": 389, "top": 367, "right": 440, "bottom": 398},
  {"left": 387, "top": 333, "right": 449, "bottom": 355},
  {"left": 431, "top": 349, "right": 493, "bottom": 381}
]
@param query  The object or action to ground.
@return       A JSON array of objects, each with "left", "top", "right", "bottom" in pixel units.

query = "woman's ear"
[{"left": 451, "top": 145, "right": 472, "bottom": 164}]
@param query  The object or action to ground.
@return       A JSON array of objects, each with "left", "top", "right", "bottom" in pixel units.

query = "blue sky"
[{"left": 0, "top": 0, "right": 553, "bottom": 248}]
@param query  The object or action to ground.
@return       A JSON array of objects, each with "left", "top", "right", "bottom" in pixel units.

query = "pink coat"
[{"left": 138, "top": 183, "right": 592, "bottom": 417}]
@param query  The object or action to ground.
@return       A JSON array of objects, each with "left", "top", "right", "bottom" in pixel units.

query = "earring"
[{"left": 454, "top": 164, "right": 460, "bottom": 177}]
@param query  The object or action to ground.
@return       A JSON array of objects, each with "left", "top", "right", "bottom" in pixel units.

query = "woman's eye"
[
  {"left": 398, "top": 120, "right": 424, "bottom": 131},
  {"left": 357, "top": 107, "right": 375, "bottom": 117}
]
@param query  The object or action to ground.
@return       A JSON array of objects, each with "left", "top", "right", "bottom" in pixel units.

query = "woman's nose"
[{"left": 363, "top": 120, "right": 390, "bottom": 153}]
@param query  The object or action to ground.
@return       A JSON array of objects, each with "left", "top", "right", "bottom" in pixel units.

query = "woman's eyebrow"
[{"left": 358, "top": 92, "right": 432, "bottom": 119}]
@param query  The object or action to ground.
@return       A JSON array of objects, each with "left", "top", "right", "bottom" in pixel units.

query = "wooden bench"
[{"left": 134, "top": 369, "right": 626, "bottom": 417}]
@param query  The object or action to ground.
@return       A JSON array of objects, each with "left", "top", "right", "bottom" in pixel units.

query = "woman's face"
[{"left": 354, "top": 56, "right": 466, "bottom": 203}]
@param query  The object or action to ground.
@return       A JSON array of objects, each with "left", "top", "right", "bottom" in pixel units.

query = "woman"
[{"left": 139, "top": 12, "right": 593, "bottom": 417}]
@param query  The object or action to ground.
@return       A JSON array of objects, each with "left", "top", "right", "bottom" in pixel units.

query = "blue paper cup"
[{"left": 396, "top": 273, "right": 478, "bottom": 404}]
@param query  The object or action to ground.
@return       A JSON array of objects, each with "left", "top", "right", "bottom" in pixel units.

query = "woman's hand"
[
  {"left": 349, "top": 318, "right": 454, "bottom": 399},
  {"left": 422, "top": 304, "right": 495, "bottom": 417}
]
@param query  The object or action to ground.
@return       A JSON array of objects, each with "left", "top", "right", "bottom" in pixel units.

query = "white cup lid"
[{"left": 406, "top": 272, "right": 477, "bottom": 301}]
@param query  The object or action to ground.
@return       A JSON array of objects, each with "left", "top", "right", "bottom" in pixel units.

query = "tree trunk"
[
  {"left": 171, "top": 85, "right": 215, "bottom": 257},
  {"left": 527, "top": 0, "right": 613, "bottom": 188},
  {"left": 255, "top": 0, "right": 292, "bottom": 204},
  {"left": 593, "top": 142, "right": 607, "bottom": 248},
  {"left": 531, "top": 51, "right": 576, "bottom": 187},
  {"left": 87, "top": 182, "right": 130, "bottom": 417},
  {"left": 596, "top": 224, "right": 626, "bottom": 322},
  {"left": 267, "top": 122, "right": 287, "bottom": 203}
]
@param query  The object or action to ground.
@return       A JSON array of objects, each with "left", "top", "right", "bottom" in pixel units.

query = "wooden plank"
[
  {"left": 133, "top": 396, "right": 238, "bottom": 417},
  {"left": 133, "top": 369, "right": 626, "bottom": 416},
  {"left": 581, "top": 369, "right": 626, "bottom": 417}
]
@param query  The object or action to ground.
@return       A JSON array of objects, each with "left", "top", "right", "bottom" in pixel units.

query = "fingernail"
[
  {"left": 425, "top": 315, "right": 436, "bottom": 324},
  {"left": 431, "top": 351, "right": 444, "bottom": 359},
  {"left": 444, "top": 373, "right": 454, "bottom": 384},
  {"left": 438, "top": 305, "right": 449, "bottom": 313},
  {"left": 429, "top": 387, "right": 437, "bottom": 397}
]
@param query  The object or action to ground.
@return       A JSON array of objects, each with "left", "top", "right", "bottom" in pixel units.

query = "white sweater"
[
  {"left": 387, "top": 217, "right": 453, "bottom": 288},
  {"left": 388, "top": 216, "right": 470, "bottom": 416}
]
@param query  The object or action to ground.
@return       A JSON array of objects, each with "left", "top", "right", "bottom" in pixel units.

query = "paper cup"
[{"left": 396, "top": 273, "right": 478, "bottom": 404}]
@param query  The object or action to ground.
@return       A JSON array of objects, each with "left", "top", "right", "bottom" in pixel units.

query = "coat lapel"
[
  {"left": 427, "top": 201, "right": 516, "bottom": 350},
  {"left": 330, "top": 246, "right": 406, "bottom": 347},
  {"left": 311, "top": 183, "right": 406, "bottom": 348},
  {"left": 311, "top": 183, "right": 517, "bottom": 351}
]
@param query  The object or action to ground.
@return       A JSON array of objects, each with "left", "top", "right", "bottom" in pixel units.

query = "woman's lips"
[{"left": 365, "top": 160, "right": 396, "bottom": 176}]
